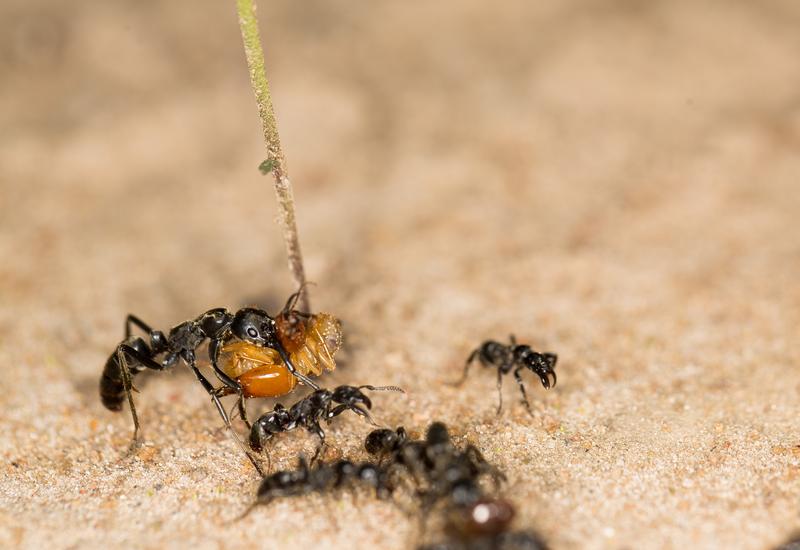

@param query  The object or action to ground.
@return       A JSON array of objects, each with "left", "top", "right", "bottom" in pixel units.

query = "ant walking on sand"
[
  {"left": 452, "top": 336, "right": 557, "bottom": 414},
  {"left": 249, "top": 384, "right": 405, "bottom": 464}
]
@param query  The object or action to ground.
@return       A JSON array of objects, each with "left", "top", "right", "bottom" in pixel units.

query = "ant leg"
[
  {"left": 495, "top": 368, "right": 504, "bottom": 414},
  {"left": 329, "top": 404, "right": 378, "bottom": 425},
  {"left": 509, "top": 334, "right": 517, "bottom": 346},
  {"left": 115, "top": 344, "right": 166, "bottom": 441},
  {"left": 275, "top": 346, "right": 321, "bottom": 390},
  {"left": 238, "top": 395, "right": 252, "bottom": 429},
  {"left": 464, "top": 444, "right": 506, "bottom": 488},
  {"left": 125, "top": 314, "right": 153, "bottom": 338},
  {"left": 449, "top": 349, "right": 478, "bottom": 387},
  {"left": 513, "top": 366, "right": 532, "bottom": 413},
  {"left": 309, "top": 423, "right": 326, "bottom": 465},
  {"left": 183, "top": 352, "right": 264, "bottom": 477}
]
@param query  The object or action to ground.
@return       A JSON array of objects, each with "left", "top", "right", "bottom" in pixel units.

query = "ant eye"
[{"left": 247, "top": 327, "right": 258, "bottom": 338}]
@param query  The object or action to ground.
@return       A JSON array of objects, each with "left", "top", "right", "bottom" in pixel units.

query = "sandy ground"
[{"left": 2, "top": 0, "right": 800, "bottom": 549}]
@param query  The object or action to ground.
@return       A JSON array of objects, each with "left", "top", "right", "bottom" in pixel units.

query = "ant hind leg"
[{"left": 495, "top": 368, "right": 504, "bottom": 414}]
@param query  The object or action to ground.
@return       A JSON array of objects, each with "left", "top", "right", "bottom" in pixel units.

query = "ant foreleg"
[
  {"left": 308, "top": 423, "right": 326, "bottom": 465},
  {"left": 495, "top": 368, "right": 504, "bottom": 414},
  {"left": 237, "top": 395, "right": 252, "bottom": 429},
  {"left": 329, "top": 403, "right": 378, "bottom": 426},
  {"left": 513, "top": 366, "right": 532, "bottom": 413},
  {"left": 183, "top": 351, "right": 264, "bottom": 476}
]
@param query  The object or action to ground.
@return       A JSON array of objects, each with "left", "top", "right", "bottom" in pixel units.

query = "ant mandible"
[
  {"left": 99, "top": 292, "right": 322, "bottom": 472},
  {"left": 452, "top": 335, "right": 557, "bottom": 414}
]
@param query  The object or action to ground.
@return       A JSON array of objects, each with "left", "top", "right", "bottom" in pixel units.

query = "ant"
[
  {"left": 99, "top": 291, "right": 323, "bottom": 473},
  {"left": 240, "top": 455, "right": 393, "bottom": 518},
  {"left": 249, "top": 384, "right": 404, "bottom": 464},
  {"left": 366, "top": 423, "right": 505, "bottom": 511},
  {"left": 367, "top": 423, "right": 542, "bottom": 550},
  {"left": 452, "top": 336, "right": 557, "bottom": 414},
  {"left": 215, "top": 288, "right": 343, "bottom": 425}
]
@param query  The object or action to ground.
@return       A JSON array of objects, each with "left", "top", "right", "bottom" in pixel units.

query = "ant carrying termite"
[
  {"left": 452, "top": 336, "right": 557, "bottom": 414},
  {"left": 98, "top": 288, "right": 340, "bottom": 473},
  {"left": 249, "top": 384, "right": 404, "bottom": 464}
]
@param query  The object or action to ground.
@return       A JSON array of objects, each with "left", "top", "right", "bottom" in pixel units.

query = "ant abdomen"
[{"left": 99, "top": 336, "right": 150, "bottom": 411}]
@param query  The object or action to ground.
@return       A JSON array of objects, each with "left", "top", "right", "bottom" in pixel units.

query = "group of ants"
[{"left": 99, "top": 289, "right": 559, "bottom": 550}]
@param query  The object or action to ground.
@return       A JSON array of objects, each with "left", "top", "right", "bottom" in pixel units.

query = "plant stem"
[{"left": 236, "top": 0, "right": 310, "bottom": 312}]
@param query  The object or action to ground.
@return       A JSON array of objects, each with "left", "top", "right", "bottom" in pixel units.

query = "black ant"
[
  {"left": 249, "top": 384, "right": 405, "bottom": 464},
  {"left": 453, "top": 336, "right": 557, "bottom": 414},
  {"left": 240, "top": 456, "right": 393, "bottom": 518},
  {"left": 367, "top": 423, "right": 543, "bottom": 550},
  {"left": 215, "top": 287, "right": 343, "bottom": 413},
  {"left": 366, "top": 423, "right": 505, "bottom": 512},
  {"left": 99, "top": 298, "right": 322, "bottom": 473}
]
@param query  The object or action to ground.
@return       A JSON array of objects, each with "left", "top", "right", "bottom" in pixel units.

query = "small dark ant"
[
  {"left": 99, "top": 297, "right": 322, "bottom": 474},
  {"left": 240, "top": 456, "right": 393, "bottom": 518},
  {"left": 367, "top": 423, "right": 542, "bottom": 550},
  {"left": 366, "top": 423, "right": 505, "bottom": 511},
  {"left": 249, "top": 384, "right": 405, "bottom": 464},
  {"left": 453, "top": 336, "right": 557, "bottom": 414}
]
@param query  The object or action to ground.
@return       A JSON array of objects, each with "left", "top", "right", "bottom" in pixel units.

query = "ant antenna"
[
  {"left": 282, "top": 282, "right": 316, "bottom": 314},
  {"left": 358, "top": 384, "right": 406, "bottom": 394}
]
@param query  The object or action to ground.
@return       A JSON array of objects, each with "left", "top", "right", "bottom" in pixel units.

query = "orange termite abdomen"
[{"left": 218, "top": 340, "right": 297, "bottom": 398}]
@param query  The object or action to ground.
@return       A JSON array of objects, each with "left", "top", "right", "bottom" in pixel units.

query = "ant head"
[
  {"left": 231, "top": 308, "right": 278, "bottom": 347},
  {"left": 365, "top": 427, "right": 407, "bottom": 455},
  {"left": 526, "top": 353, "right": 557, "bottom": 389},
  {"left": 455, "top": 498, "right": 516, "bottom": 537},
  {"left": 425, "top": 422, "right": 451, "bottom": 446}
]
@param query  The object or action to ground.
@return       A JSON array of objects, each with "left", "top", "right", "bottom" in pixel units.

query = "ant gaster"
[
  {"left": 249, "top": 384, "right": 404, "bottom": 464},
  {"left": 99, "top": 301, "right": 321, "bottom": 473},
  {"left": 453, "top": 336, "right": 557, "bottom": 414}
]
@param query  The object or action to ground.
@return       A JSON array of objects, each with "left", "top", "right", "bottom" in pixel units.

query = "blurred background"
[{"left": 1, "top": 1, "right": 799, "bottom": 549}]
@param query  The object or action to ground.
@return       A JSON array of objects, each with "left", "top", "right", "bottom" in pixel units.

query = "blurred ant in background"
[
  {"left": 366, "top": 423, "right": 546, "bottom": 550},
  {"left": 240, "top": 455, "right": 393, "bottom": 518},
  {"left": 452, "top": 336, "right": 557, "bottom": 414}
]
